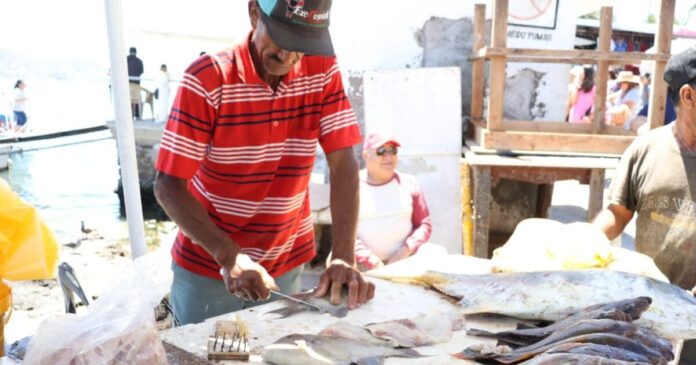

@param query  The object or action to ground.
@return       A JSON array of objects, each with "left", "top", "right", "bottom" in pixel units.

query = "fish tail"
[
  {"left": 466, "top": 328, "right": 497, "bottom": 338},
  {"left": 451, "top": 349, "right": 487, "bottom": 360},
  {"left": 395, "top": 348, "right": 423, "bottom": 358}
]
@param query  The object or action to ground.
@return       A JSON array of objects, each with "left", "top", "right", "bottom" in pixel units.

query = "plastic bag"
[
  {"left": 0, "top": 178, "right": 59, "bottom": 280},
  {"left": 23, "top": 245, "right": 173, "bottom": 365}
]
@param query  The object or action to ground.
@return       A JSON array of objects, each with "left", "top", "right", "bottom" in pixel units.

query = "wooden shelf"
[
  {"left": 471, "top": 47, "right": 671, "bottom": 64},
  {"left": 472, "top": 123, "right": 634, "bottom": 155}
]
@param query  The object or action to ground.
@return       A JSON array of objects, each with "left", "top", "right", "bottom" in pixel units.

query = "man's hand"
[
  {"left": 221, "top": 253, "right": 278, "bottom": 301},
  {"left": 692, "top": 285, "right": 696, "bottom": 296},
  {"left": 314, "top": 258, "right": 375, "bottom": 309},
  {"left": 386, "top": 245, "right": 412, "bottom": 265}
]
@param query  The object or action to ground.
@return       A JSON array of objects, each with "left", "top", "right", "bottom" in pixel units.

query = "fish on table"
[
  {"left": 518, "top": 352, "right": 651, "bottom": 365},
  {"left": 265, "top": 291, "right": 348, "bottom": 318},
  {"left": 466, "top": 297, "right": 650, "bottom": 347},
  {"left": 455, "top": 333, "right": 667, "bottom": 365},
  {"left": 364, "top": 313, "right": 464, "bottom": 348},
  {"left": 260, "top": 334, "right": 422, "bottom": 365},
  {"left": 422, "top": 270, "right": 696, "bottom": 339}
]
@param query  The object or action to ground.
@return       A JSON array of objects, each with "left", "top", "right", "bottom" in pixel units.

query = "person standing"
[
  {"left": 567, "top": 66, "right": 596, "bottom": 124},
  {"left": 155, "top": 64, "right": 170, "bottom": 123},
  {"left": 593, "top": 46, "right": 696, "bottom": 364},
  {"left": 12, "top": 80, "right": 29, "bottom": 132},
  {"left": 154, "top": 0, "right": 375, "bottom": 325},
  {"left": 127, "top": 47, "right": 144, "bottom": 119}
]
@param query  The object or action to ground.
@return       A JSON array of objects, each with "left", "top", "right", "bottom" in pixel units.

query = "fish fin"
[{"left": 352, "top": 357, "right": 384, "bottom": 365}]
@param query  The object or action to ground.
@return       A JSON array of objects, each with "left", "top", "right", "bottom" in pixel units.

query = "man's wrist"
[{"left": 212, "top": 239, "right": 240, "bottom": 269}]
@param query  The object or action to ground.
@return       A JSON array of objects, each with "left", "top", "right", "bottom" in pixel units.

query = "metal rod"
[{"left": 103, "top": 0, "right": 147, "bottom": 259}]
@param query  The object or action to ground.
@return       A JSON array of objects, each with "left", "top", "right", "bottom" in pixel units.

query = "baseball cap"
[
  {"left": 364, "top": 133, "right": 401, "bottom": 150},
  {"left": 664, "top": 46, "right": 696, "bottom": 94},
  {"left": 257, "top": 0, "right": 334, "bottom": 56},
  {"left": 129, "top": 47, "right": 137, "bottom": 54}
]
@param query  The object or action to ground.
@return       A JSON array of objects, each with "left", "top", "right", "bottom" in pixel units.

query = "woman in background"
[
  {"left": 606, "top": 71, "right": 642, "bottom": 128},
  {"left": 568, "top": 66, "right": 596, "bottom": 124},
  {"left": 12, "top": 80, "right": 29, "bottom": 132}
]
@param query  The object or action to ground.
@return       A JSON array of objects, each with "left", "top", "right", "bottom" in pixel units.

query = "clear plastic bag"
[{"left": 23, "top": 246, "right": 173, "bottom": 365}]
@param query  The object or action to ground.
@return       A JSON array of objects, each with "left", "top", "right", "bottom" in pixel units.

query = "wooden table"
[
  {"left": 161, "top": 268, "right": 514, "bottom": 364},
  {"left": 463, "top": 149, "right": 620, "bottom": 258}
]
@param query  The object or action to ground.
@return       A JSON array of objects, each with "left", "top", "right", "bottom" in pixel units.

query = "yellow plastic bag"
[
  {"left": 0, "top": 279, "right": 11, "bottom": 357},
  {"left": 0, "top": 178, "right": 59, "bottom": 280}
]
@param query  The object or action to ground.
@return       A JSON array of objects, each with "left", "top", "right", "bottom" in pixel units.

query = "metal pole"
[{"left": 104, "top": 0, "right": 147, "bottom": 259}]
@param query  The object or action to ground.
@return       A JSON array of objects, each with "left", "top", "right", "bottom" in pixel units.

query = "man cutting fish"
[
  {"left": 594, "top": 46, "right": 696, "bottom": 364},
  {"left": 154, "top": 0, "right": 375, "bottom": 325}
]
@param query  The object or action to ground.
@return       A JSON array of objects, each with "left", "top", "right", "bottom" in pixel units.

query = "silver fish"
[
  {"left": 423, "top": 270, "right": 696, "bottom": 339},
  {"left": 261, "top": 334, "right": 422, "bottom": 365}
]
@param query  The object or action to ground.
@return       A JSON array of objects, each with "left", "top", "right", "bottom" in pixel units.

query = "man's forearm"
[
  {"left": 593, "top": 204, "right": 633, "bottom": 241},
  {"left": 327, "top": 149, "right": 359, "bottom": 264},
  {"left": 154, "top": 173, "right": 239, "bottom": 268}
]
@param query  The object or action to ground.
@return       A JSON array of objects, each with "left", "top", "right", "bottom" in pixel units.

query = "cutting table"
[{"left": 160, "top": 255, "right": 515, "bottom": 364}]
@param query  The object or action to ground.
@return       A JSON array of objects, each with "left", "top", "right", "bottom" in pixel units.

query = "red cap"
[{"left": 363, "top": 133, "right": 401, "bottom": 150}]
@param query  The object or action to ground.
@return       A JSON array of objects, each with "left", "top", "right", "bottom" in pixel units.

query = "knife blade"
[{"left": 270, "top": 290, "right": 324, "bottom": 313}]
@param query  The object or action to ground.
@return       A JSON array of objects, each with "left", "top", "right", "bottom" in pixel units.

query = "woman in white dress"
[{"left": 155, "top": 64, "right": 170, "bottom": 123}]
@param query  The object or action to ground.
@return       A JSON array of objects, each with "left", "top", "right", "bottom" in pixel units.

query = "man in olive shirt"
[{"left": 594, "top": 46, "right": 696, "bottom": 364}]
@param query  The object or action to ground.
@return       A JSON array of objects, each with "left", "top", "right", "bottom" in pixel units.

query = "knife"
[{"left": 270, "top": 290, "right": 324, "bottom": 313}]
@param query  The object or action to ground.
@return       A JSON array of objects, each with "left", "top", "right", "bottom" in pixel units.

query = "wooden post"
[
  {"left": 587, "top": 169, "right": 605, "bottom": 221},
  {"left": 486, "top": 0, "right": 508, "bottom": 131},
  {"left": 592, "top": 7, "right": 612, "bottom": 133},
  {"left": 461, "top": 160, "right": 474, "bottom": 256},
  {"left": 472, "top": 166, "right": 491, "bottom": 258},
  {"left": 471, "top": 4, "right": 486, "bottom": 122},
  {"left": 649, "top": 0, "right": 675, "bottom": 130}
]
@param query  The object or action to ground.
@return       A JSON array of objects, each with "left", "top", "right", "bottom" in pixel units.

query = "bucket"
[{"left": 0, "top": 279, "right": 11, "bottom": 357}]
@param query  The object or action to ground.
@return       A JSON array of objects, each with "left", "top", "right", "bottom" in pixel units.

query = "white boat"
[{"left": 0, "top": 144, "right": 10, "bottom": 170}]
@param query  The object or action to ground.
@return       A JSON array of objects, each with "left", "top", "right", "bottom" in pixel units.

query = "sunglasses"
[{"left": 376, "top": 146, "right": 398, "bottom": 157}]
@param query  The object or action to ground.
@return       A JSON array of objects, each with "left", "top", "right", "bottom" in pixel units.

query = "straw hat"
[{"left": 616, "top": 70, "right": 640, "bottom": 85}]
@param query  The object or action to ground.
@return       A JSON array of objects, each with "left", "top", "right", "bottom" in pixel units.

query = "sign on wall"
[{"left": 508, "top": 0, "right": 559, "bottom": 29}]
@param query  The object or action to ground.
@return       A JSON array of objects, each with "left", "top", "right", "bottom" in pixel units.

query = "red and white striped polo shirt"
[{"left": 155, "top": 35, "right": 361, "bottom": 279}]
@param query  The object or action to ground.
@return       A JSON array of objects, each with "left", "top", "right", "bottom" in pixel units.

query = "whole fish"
[
  {"left": 519, "top": 352, "right": 651, "bottom": 365},
  {"left": 261, "top": 334, "right": 422, "bottom": 365},
  {"left": 458, "top": 320, "right": 639, "bottom": 362},
  {"left": 467, "top": 297, "right": 650, "bottom": 346},
  {"left": 630, "top": 327, "right": 673, "bottom": 361},
  {"left": 508, "top": 320, "right": 638, "bottom": 355},
  {"left": 423, "top": 270, "right": 696, "bottom": 339},
  {"left": 455, "top": 333, "right": 666, "bottom": 364},
  {"left": 544, "top": 342, "right": 652, "bottom": 363}
]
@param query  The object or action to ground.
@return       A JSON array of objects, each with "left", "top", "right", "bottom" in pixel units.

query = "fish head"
[{"left": 612, "top": 296, "right": 652, "bottom": 320}]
